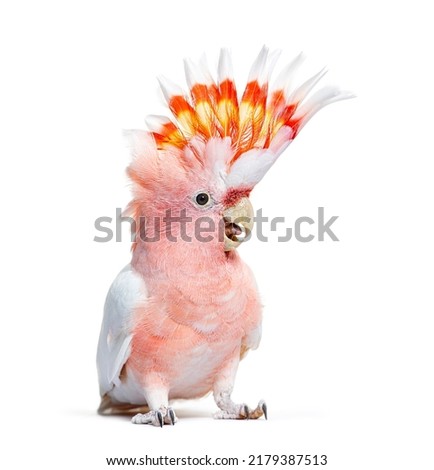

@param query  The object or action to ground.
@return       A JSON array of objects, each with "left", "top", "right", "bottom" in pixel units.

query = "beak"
[{"left": 223, "top": 197, "right": 254, "bottom": 251}]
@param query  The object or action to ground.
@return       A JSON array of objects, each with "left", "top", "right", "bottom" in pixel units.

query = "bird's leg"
[
  {"left": 131, "top": 380, "right": 177, "bottom": 426},
  {"left": 212, "top": 352, "right": 267, "bottom": 420}
]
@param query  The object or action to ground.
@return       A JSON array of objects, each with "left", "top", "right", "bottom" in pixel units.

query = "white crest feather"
[
  {"left": 225, "top": 126, "right": 293, "bottom": 187},
  {"left": 271, "top": 52, "right": 305, "bottom": 98},
  {"left": 292, "top": 86, "right": 355, "bottom": 131},
  {"left": 218, "top": 48, "right": 233, "bottom": 83},
  {"left": 157, "top": 75, "right": 186, "bottom": 102}
]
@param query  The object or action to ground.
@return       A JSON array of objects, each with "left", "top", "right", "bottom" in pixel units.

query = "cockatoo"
[{"left": 97, "top": 47, "right": 351, "bottom": 426}]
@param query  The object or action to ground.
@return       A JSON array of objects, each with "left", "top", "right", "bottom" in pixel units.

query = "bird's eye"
[{"left": 195, "top": 192, "right": 210, "bottom": 206}]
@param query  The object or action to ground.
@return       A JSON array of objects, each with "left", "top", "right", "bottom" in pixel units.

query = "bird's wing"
[{"left": 96, "top": 264, "right": 147, "bottom": 396}]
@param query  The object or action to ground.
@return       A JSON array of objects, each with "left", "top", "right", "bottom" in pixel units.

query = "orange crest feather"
[{"left": 151, "top": 48, "right": 320, "bottom": 161}]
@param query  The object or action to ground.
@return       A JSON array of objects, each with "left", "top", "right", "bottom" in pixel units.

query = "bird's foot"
[
  {"left": 132, "top": 407, "right": 177, "bottom": 426},
  {"left": 214, "top": 400, "right": 267, "bottom": 420}
]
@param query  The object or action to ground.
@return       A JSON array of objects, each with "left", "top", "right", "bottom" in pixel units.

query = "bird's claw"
[
  {"left": 167, "top": 408, "right": 176, "bottom": 425},
  {"left": 261, "top": 401, "right": 268, "bottom": 420},
  {"left": 157, "top": 410, "right": 163, "bottom": 427},
  {"left": 132, "top": 407, "right": 177, "bottom": 427},
  {"left": 243, "top": 400, "right": 267, "bottom": 420},
  {"left": 214, "top": 400, "right": 267, "bottom": 420}
]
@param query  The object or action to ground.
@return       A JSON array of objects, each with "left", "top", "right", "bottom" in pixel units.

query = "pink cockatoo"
[{"left": 97, "top": 47, "right": 351, "bottom": 426}]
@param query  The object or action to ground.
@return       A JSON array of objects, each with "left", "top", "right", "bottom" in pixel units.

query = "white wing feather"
[{"left": 96, "top": 264, "right": 147, "bottom": 396}]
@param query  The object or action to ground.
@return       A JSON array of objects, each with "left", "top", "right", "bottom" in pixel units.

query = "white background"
[{"left": 1, "top": 1, "right": 433, "bottom": 469}]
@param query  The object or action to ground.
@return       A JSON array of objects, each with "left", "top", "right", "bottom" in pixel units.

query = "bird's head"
[{"left": 125, "top": 47, "right": 351, "bottom": 256}]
